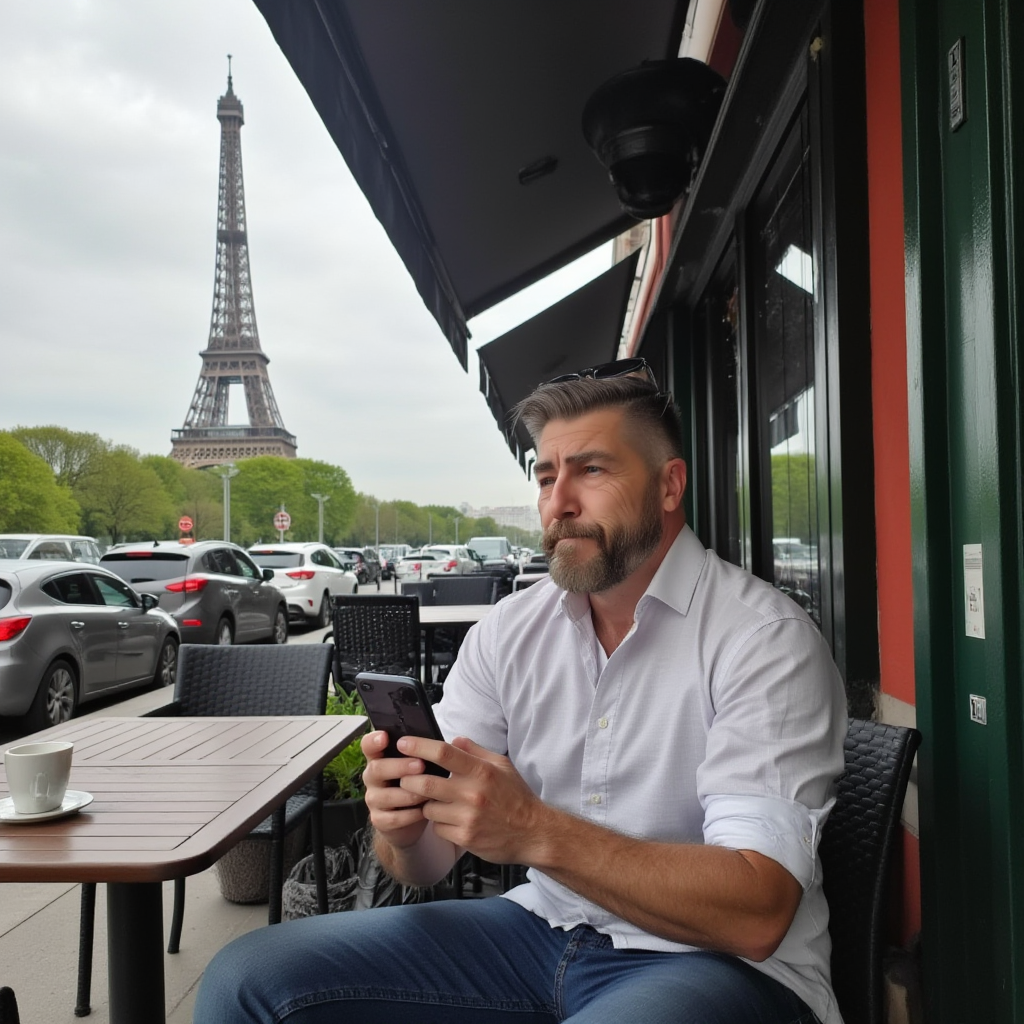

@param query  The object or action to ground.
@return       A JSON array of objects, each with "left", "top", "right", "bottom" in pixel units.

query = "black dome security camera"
[{"left": 582, "top": 58, "right": 727, "bottom": 219}]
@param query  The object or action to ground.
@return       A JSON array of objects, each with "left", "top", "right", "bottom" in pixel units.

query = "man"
[{"left": 195, "top": 364, "right": 846, "bottom": 1024}]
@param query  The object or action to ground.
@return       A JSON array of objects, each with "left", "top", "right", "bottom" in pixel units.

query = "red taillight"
[
  {"left": 412, "top": 563, "right": 421, "bottom": 571},
  {"left": 0, "top": 616, "right": 32, "bottom": 642},
  {"left": 164, "top": 577, "right": 210, "bottom": 593},
  {"left": 445, "top": 560, "right": 458, "bottom": 570},
  {"left": 182, "top": 619, "right": 202, "bottom": 627},
  {"left": 286, "top": 570, "right": 316, "bottom": 580}
]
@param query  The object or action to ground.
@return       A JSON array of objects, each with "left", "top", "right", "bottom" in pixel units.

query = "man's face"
[{"left": 534, "top": 407, "right": 666, "bottom": 594}]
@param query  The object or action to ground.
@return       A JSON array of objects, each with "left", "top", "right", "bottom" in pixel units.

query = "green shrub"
[{"left": 324, "top": 689, "right": 368, "bottom": 799}]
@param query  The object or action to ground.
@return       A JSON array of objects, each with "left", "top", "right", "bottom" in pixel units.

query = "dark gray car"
[
  {"left": 0, "top": 560, "right": 180, "bottom": 731},
  {"left": 100, "top": 541, "right": 288, "bottom": 647}
]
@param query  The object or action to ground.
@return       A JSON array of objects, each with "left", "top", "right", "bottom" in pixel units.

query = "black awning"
[
  {"left": 252, "top": 0, "right": 685, "bottom": 368},
  {"left": 477, "top": 250, "right": 641, "bottom": 468}
]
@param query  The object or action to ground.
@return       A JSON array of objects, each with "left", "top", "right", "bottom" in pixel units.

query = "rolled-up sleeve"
[
  {"left": 696, "top": 614, "right": 846, "bottom": 886},
  {"left": 703, "top": 793, "right": 833, "bottom": 890}
]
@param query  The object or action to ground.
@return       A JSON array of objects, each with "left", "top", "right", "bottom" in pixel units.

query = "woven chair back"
[
  {"left": 331, "top": 595, "right": 421, "bottom": 693},
  {"left": 431, "top": 576, "right": 499, "bottom": 605},
  {"left": 819, "top": 718, "right": 921, "bottom": 1024},
  {"left": 172, "top": 643, "right": 332, "bottom": 717}
]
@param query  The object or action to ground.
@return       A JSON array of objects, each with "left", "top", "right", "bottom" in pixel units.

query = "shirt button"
[
  {"left": 597, "top": 717, "right": 609, "bottom": 729},
  {"left": 589, "top": 794, "right": 602, "bottom": 805}
]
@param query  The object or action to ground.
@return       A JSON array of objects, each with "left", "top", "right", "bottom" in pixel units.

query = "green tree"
[
  {"left": 77, "top": 448, "right": 174, "bottom": 543},
  {"left": 9, "top": 425, "right": 108, "bottom": 488},
  {"left": 770, "top": 453, "right": 816, "bottom": 542},
  {"left": 0, "top": 433, "right": 80, "bottom": 532},
  {"left": 142, "top": 456, "right": 224, "bottom": 540}
]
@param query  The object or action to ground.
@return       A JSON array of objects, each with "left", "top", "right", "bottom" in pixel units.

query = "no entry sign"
[
  {"left": 273, "top": 510, "right": 292, "bottom": 531},
  {"left": 178, "top": 516, "right": 193, "bottom": 533}
]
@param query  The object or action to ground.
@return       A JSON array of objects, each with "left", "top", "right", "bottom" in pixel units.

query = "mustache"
[{"left": 542, "top": 520, "right": 605, "bottom": 557}]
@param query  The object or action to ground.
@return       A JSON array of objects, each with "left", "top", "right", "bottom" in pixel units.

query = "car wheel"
[
  {"left": 376, "top": 574, "right": 381, "bottom": 591},
  {"left": 216, "top": 617, "right": 234, "bottom": 646},
  {"left": 154, "top": 637, "right": 178, "bottom": 687},
  {"left": 271, "top": 606, "right": 288, "bottom": 645},
  {"left": 315, "top": 594, "right": 331, "bottom": 629},
  {"left": 28, "top": 660, "right": 77, "bottom": 731},
  {"left": 357, "top": 569, "right": 369, "bottom": 585},
  {"left": 352, "top": 583, "right": 359, "bottom": 594}
]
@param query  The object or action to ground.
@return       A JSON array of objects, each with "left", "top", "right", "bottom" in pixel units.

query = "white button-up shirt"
[{"left": 434, "top": 526, "right": 846, "bottom": 1024}]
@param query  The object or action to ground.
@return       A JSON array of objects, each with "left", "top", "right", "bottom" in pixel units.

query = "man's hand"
[
  {"left": 360, "top": 729, "right": 435, "bottom": 850},
  {"left": 395, "top": 734, "right": 548, "bottom": 865}
]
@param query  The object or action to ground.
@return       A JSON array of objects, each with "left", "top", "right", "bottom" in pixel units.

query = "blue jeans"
[{"left": 194, "top": 898, "right": 817, "bottom": 1024}]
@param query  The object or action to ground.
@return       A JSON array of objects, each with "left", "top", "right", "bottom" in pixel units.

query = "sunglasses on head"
[{"left": 546, "top": 357, "right": 658, "bottom": 388}]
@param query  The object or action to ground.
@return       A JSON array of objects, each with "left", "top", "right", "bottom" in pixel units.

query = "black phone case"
[{"left": 354, "top": 672, "right": 448, "bottom": 777}]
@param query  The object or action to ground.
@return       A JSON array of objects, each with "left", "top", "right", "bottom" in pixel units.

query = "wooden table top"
[
  {"left": 418, "top": 604, "right": 494, "bottom": 627},
  {"left": 0, "top": 715, "right": 366, "bottom": 884}
]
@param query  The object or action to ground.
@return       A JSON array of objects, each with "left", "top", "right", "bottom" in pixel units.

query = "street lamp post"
[
  {"left": 453, "top": 516, "right": 461, "bottom": 544},
  {"left": 428, "top": 512, "right": 433, "bottom": 545},
  {"left": 217, "top": 463, "right": 239, "bottom": 542},
  {"left": 371, "top": 502, "right": 380, "bottom": 552},
  {"left": 310, "top": 493, "right": 330, "bottom": 544}
]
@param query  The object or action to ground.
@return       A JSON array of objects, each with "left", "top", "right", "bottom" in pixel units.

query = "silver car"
[
  {"left": 0, "top": 534, "right": 103, "bottom": 563},
  {"left": 0, "top": 560, "right": 180, "bottom": 731},
  {"left": 100, "top": 540, "right": 288, "bottom": 647}
]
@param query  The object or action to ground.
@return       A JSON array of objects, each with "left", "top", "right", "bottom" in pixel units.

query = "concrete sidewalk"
[{"left": 0, "top": 686, "right": 270, "bottom": 1023}]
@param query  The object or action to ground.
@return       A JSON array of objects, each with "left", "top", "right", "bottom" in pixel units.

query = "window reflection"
[{"left": 751, "top": 106, "right": 820, "bottom": 624}]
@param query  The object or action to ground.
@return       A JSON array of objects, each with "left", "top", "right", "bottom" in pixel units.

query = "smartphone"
[{"left": 354, "top": 672, "right": 448, "bottom": 777}]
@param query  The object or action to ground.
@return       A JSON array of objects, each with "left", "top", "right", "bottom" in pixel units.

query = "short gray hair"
[{"left": 512, "top": 375, "right": 685, "bottom": 467}]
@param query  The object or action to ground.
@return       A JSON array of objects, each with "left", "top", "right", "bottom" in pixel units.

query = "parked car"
[
  {"left": 0, "top": 560, "right": 180, "bottom": 730},
  {"left": 0, "top": 534, "right": 103, "bottom": 564},
  {"left": 378, "top": 545, "right": 413, "bottom": 580},
  {"left": 396, "top": 548, "right": 472, "bottom": 582},
  {"left": 99, "top": 541, "right": 288, "bottom": 647},
  {"left": 418, "top": 545, "right": 480, "bottom": 577},
  {"left": 247, "top": 542, "right": 358, "bottom": 627},
  {"left": 466, "top": 536, "right": 517, "bottom": 570},
  {"left": 333, "top": 547, "right": 382, "bottom": 588}
]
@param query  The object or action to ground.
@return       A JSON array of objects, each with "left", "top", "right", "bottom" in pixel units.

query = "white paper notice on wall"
[{"left": 964, "top": 544, "right": 985, "bottom": 639}]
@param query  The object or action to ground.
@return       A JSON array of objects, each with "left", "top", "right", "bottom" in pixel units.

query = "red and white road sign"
[
  {"left": 178, "top": 516, "right": 193, "bottom": 533},
  {"left": 273, "top": 511, "right": 292, "bottom": 531}
]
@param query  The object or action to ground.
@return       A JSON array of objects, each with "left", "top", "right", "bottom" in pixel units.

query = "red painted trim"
[{"left": 864, "top": 0, "right": 916, "bottom": 707}]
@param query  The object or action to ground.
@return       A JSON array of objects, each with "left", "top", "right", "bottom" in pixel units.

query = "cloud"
[{"left": 0, "top": 0, "right": 610, "bottom": 510}]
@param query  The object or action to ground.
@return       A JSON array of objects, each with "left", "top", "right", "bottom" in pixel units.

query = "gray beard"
[{"left": 544, "top": 481, "right": 663, "bottom": 594}]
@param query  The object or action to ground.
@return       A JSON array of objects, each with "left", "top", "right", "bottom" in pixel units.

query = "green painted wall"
[{"left": 902, "top": 0, "right": 1024, "bottom": 1019}]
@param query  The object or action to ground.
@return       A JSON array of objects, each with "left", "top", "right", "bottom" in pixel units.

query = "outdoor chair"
[
  {"left": 330, "top": 594, "right": 422, "bottom": 694},
  {"left": 819, "top": 718, "right": 921, "bottom": 1024},
  {"left": 431, "top": 576, "right": 499, "bottom": 605},
  {"left": 74, "top": 643, "right": 334, "bottom": 1017},
  {"left": 514, "top": 573, "right": 548, "bottom": 591},
  {"left": 400, "top": 580, "right": 437, "bottom": 605}
]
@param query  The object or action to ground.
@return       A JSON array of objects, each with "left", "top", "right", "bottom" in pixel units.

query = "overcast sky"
[{"left": 0, "top": 1, "right": 611, "bottom": 510}]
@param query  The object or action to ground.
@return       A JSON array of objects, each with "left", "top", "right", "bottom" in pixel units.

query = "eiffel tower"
[{"left": 171, "top": 61, "right": 297, "bottom": 468}]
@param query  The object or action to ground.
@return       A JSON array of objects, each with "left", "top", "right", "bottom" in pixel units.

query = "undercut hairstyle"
[{"left": 512, "top": 374, "right": 685, "bottom": 469}]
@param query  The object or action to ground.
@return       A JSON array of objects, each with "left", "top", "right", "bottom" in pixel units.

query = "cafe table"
[
  {"left": 0, "top": 713, "right": 366, "bottom": 1024},
  {"left": 418, "top": 604, "right": 494, "bottom": 678}
]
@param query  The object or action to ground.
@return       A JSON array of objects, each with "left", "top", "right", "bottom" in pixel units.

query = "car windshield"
[
  {"left": 249, "top": 551, "right": 304, "bottom": 568},
  {"left": 469, "top": 540, "right": 504, "bottom": 558},
  {"left": 101, "top": 551, "right": 190, "bottom": 583},
  {"left": 408, "top": 551, "right": 441, "bottom": 561},
  {"left": 423, "top": 549, "right": 452, "bottom": 559},
  {"left": 0, "top": 539, "right": 29, "bottom": 559}
]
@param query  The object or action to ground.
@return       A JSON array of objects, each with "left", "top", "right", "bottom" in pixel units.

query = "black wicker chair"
[
  {"left": 0, "top": 987, "right": 19, "bottom": 1024},
  {"left": 330, "top": 594, "right": 422, "bottom": 695},
  {"left": 74, "top": 643, "right": 334, "bottom": 1016},
  {"left": 400, "top": 581, "right": 436, "bottom": 605},
  {"left": 432, "top": 576, "right": 500, "bottom": 606},
  {"left": 819, "top": 717, "right": 921, "bottom": 1024}
]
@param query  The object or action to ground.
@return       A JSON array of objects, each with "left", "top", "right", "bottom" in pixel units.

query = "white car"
[
  {"left": 248, "top": 543, "right": 358, "bottom": 627},
  {"left": 0, "top": 534, "right": 103, "bottom": 563},
  {"left": 397, "top": 545, "right": 479, "bottom": 581}
]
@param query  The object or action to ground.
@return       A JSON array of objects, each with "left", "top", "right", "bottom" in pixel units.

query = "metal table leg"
[{"left": 107, "top": 882, "right": 165, "bottom": 1024}]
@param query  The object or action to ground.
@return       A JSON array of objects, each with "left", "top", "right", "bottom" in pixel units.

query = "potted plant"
[{"left": 321, "top": 688, "right": 369, "bottom": 847}]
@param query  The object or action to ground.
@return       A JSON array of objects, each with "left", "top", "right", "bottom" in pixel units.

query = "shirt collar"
[{"left": 556, "top": 524, "right": 707, "bottom": 621}]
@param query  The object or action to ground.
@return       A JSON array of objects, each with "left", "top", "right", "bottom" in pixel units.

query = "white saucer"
[{"left": 0, "top": 790, "right": 94, "bottom": 823}]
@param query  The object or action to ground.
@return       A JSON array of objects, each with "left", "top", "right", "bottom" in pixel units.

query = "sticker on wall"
[{"left": 964, "top": 543, "right": 985, "bottom": 638}]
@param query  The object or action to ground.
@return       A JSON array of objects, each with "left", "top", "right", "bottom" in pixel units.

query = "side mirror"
[
  {"left": 262, "top": 568, "right": 276, "bottom": 582},
  {"left": 140, "top": 593, "right": 159, "bottom": 612}
]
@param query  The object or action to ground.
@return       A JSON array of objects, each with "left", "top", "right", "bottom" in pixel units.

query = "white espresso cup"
[{"left": 4, "top": 741, "right": 74, "bottom": 814}]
